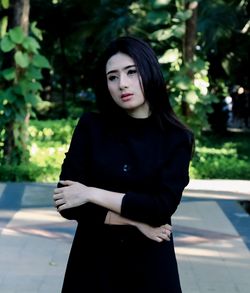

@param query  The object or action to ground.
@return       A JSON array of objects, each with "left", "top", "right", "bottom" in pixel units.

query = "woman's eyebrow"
[{"left": 106, "top": 65, "right": 136, "bottom": 75}]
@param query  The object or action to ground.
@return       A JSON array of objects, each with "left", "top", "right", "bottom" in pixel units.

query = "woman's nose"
[{"left": 119, "top": 74, "right": 128, "bottom": 89}]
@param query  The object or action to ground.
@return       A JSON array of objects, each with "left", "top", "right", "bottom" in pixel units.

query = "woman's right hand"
[
  {"left": 136, "top": 222, "right": 172, "bottom": 242},
  {"left": 105, "top": 211, "right": 172, "bottom": 242}
]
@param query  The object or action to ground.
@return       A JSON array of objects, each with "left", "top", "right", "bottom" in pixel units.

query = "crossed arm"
[{"left": 53, "top": 180, "right": 172, "bottom": 243}]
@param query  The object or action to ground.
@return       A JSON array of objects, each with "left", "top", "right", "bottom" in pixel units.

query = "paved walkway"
[{"left": 0, "top": 179, "right": 249, "bottom": 293}]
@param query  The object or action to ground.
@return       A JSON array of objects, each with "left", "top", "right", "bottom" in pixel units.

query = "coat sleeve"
[
  {"left": 57, "top": 113, "right": 109, "bottom": 224},
  {"left": 120, "top": 136, "right": 193, "bottom": 227}
]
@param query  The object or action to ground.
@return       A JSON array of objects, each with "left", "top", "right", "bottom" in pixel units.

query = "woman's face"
[{"left": 106, "top": 52, "right": 150, "bottom": 118}]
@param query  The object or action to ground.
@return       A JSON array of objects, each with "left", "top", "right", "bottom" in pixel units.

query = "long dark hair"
[{"left": 92, "top": 36, "right": 193, "bottom": 142}]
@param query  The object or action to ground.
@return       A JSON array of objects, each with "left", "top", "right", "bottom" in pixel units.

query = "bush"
[
  {"left": 0, "top": 122, "right": 249, "bottom": 182},
  {"left": 190, "top": 131, "right": 250, "bottom": 179},
  {"left": 0, "top": 163, "right": 59, "bottom": 182},
  {"left": 29, "top": 118, "right": 78, "bottom": 144},
  {"left": 0, "top": 118, "right": 77, "bottom": 182}
]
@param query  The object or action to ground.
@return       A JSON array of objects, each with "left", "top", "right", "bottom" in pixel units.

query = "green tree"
[
  {"left": 29, "top": 0, "right": 249, "bottom": 132},
  {"left": 0, "top": 0, "right": 50, "bottom": 165}
]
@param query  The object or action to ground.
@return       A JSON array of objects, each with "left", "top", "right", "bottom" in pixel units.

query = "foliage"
[
  {"left": 0, "top": 118, "right": 77, "bottom": 182},
  {"left": 37, "top": 0, "right": 217, "bottom": 134},
  {"left": 190, "top": 131, "right": 250, "bottom": 179},
  {"left": 29, "top": 118, "right": 77, "bottom": 144},
  {"left": 0, "top": 119, "right": 249, "bottom": 182},
  {"left": 198, "top": 0, "right": 250, "bottom": 87},
  {"left": 123, "top": 0, "right": 217, "bottom": 134},
  {"left": 28, "top": 0, "right": 249, "bottom": 134},
  {"left": 0, "top": 23, "right": 51, "bottom": 164},
  {"left": 0, "top": 0, "right": 249, "bottom": 174}
]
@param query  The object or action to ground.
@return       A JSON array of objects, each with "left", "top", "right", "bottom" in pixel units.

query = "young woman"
[{"left": 53, "top": 36, "right": 194, "bottom": 293}]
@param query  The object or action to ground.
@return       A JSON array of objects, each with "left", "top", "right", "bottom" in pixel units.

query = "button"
[{"left": 123, "top": 164, "right": 129, "bottom": 172}]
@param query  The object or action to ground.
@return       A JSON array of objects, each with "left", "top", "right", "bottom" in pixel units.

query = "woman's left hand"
[{"left": 53, "top": 180, "right": 90, "bottom": 211}]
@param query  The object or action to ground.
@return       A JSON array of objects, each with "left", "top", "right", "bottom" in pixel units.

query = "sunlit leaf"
[
  {"left": 9, "top": 27, "right": 25, "bottom": 44},
  {"left": 14, "top": 51, "right": 30, "bottom": 68},
  {"left": 185, "top": 91, "right": 199, "bottom": 104},
  {"left": 1, "top": 0, "right": 9, "bottom": 9},
  {"left": 150, "top": 28, "right": 172, "bottom": 41},
  {"left": 152, "top": 0, "right": 171, "bottom": 8},
  {"left": 159, "top": 49, "right": 179, "bottom": 63},
  {"left": 0, "top": 16, "right": 8, "bottom": 37},
  {"left": 22, "top": 36, "right": 40, "bottom": 53},
  {"left": 0, "top": 35, "right": 15, "bottom": 52},
  {"left": 30, "top": 22, "right": 43, "bottom": 40}
]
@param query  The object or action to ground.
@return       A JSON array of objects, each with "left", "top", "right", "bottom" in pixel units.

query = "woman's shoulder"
[
  {"left": 165, "top": 123, "right": 194, "bottom": 149},
  {"left": 78, "top": 111, "right": 103, "bottom": 127}
]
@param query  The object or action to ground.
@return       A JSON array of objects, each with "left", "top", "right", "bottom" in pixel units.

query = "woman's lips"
[{"left": 121, "top": 93, "right": 133, "bottom": 101}]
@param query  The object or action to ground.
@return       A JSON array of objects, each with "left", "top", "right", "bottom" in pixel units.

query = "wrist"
[{"left": 88, "top": 187, "right": 100, "bottom": 203}]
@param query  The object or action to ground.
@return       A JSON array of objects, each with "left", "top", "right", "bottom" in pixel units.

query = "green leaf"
[
  {"left": 22, "top": 36, "right": 40, "bottom": 53},
  {"left": 9, "top": 27, "right": 25, "bottom": 44},
  {"left": 1, "top": 0, "right": 9, "bottom": 9},
  {"left": 14, "top": 51, "right": 30, "bottom": 68},
  {"left": 28, "top": 81, "right": 43, "bottom": 91},
  {"left": 172, "top": 24, "right": 185, "bottom": 38},
  {"left": 174, "top": 75, "right": 191, "bottom": 90},
  {"left": 25, "top": 67, "right": 43, "bottom": 80},
  {"left": 19, "top": 80, "right": 29, "bottom": 95},
  {"left": 30, "top": 22, "right": 43, "bottom": 41},
  {"left": 5, "top": 88, "right": 16, "bottom": 103},
  {"left": 0, "top": 35, "right": 15, "bottom": 52},
  {"left": 19, "top": 80, "right": 42, "bottom": 93},
  {"left": 25, "top": 93, "right": 42, "bottom": 106},
  {"left": 152, "top": 0, "right": 171, "bottom": 9},
  {"left": 159, "top": 49, "right": 179, "bottom": 64},
  {"left": 12, "top": 85, "right": 22, "bottom": 95},
  {"left": 150, "top": 28, "right": 173, "bottom": 41},
  {"left": 0, "top": 16, "right": 8, "bottom": 36},
  {"left": 32, "top": 54, "right": 51, "bottom": 69},
  {"left": 146, "top": 11, "right": 171, "bottom": 25},
  {"left": 185, "top": 91, "right": 199, "bottom": 105},
  {"left": 175, "top": 10, "right": 193, "bottom": 22},
  {"left": 1, "top": 67, "right": 15, "bottom": 81}
]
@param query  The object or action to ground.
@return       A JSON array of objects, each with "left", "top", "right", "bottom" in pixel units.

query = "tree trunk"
[
  {"left": 3, "top": 0, "right": 30, "bottom": 165},
  {"left": 183, "top": 1, "right": 198, "bottom": 65},
  {"left": 182, "top": 1, "right": 198, "bottom": 116},
  {"left": 10, "top": 0, "right": 30, "bottom": 33},
  {"left": 3, "top": 121, "right": 15, "bottom": 165}
]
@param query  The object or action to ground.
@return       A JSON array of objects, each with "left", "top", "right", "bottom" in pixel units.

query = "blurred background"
[{"left": 0, "top": 0, "right": 249, "bottom": 184}]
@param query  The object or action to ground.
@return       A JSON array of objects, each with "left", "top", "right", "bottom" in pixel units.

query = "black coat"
[{"left": 58, "top": 112, "right": 193, "bottom": 293}]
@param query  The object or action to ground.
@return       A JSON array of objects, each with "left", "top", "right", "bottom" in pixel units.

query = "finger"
[
  {"left": 53, "top": 193, "right": 62, "bottom": 200},
  {"left": 164, "top": 224, "right": 172, "bottom": 231},
  {"left": 159, "top": 229, "right": 171, "bottom": 241},
  {"left": 160, "top": 226, "right": 170, "bottom": 235},
  {"left": 155, "top": 237, "right": 163, "bottom": 243},
  {"left": 54, "top": 199, "right": 65, "bottom": 207},
  {"left": 57, "top": 203, "right": 67, "bottom": 212},
  {"left": 160, "top": 234, "right": 170, "bottom": 242},
  {"left": 59, "top": 180, "right": 74, "bottom": 186},
  {"left": 160, "top": 232, "right": 169, "bottom": 240},
  {"left": 54, "top": 188, "right": 63, "bottom": 194}
]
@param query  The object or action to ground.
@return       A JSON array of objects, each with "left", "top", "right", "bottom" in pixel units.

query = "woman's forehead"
[{"left": 106, "top": 52, "right": 135, "bottom": 73}]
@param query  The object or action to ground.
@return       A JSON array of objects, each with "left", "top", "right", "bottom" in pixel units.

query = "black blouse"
[{"left": 58, "top": 111, "right": 193, "bottom": 227}]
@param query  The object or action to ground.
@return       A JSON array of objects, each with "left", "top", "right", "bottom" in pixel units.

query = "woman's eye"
[
  {"left": 128, "top": 69, "right": 137, "bottom": 75},
  {"left": 108, "top": 75, "right": 118, "bottom": 81}
]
